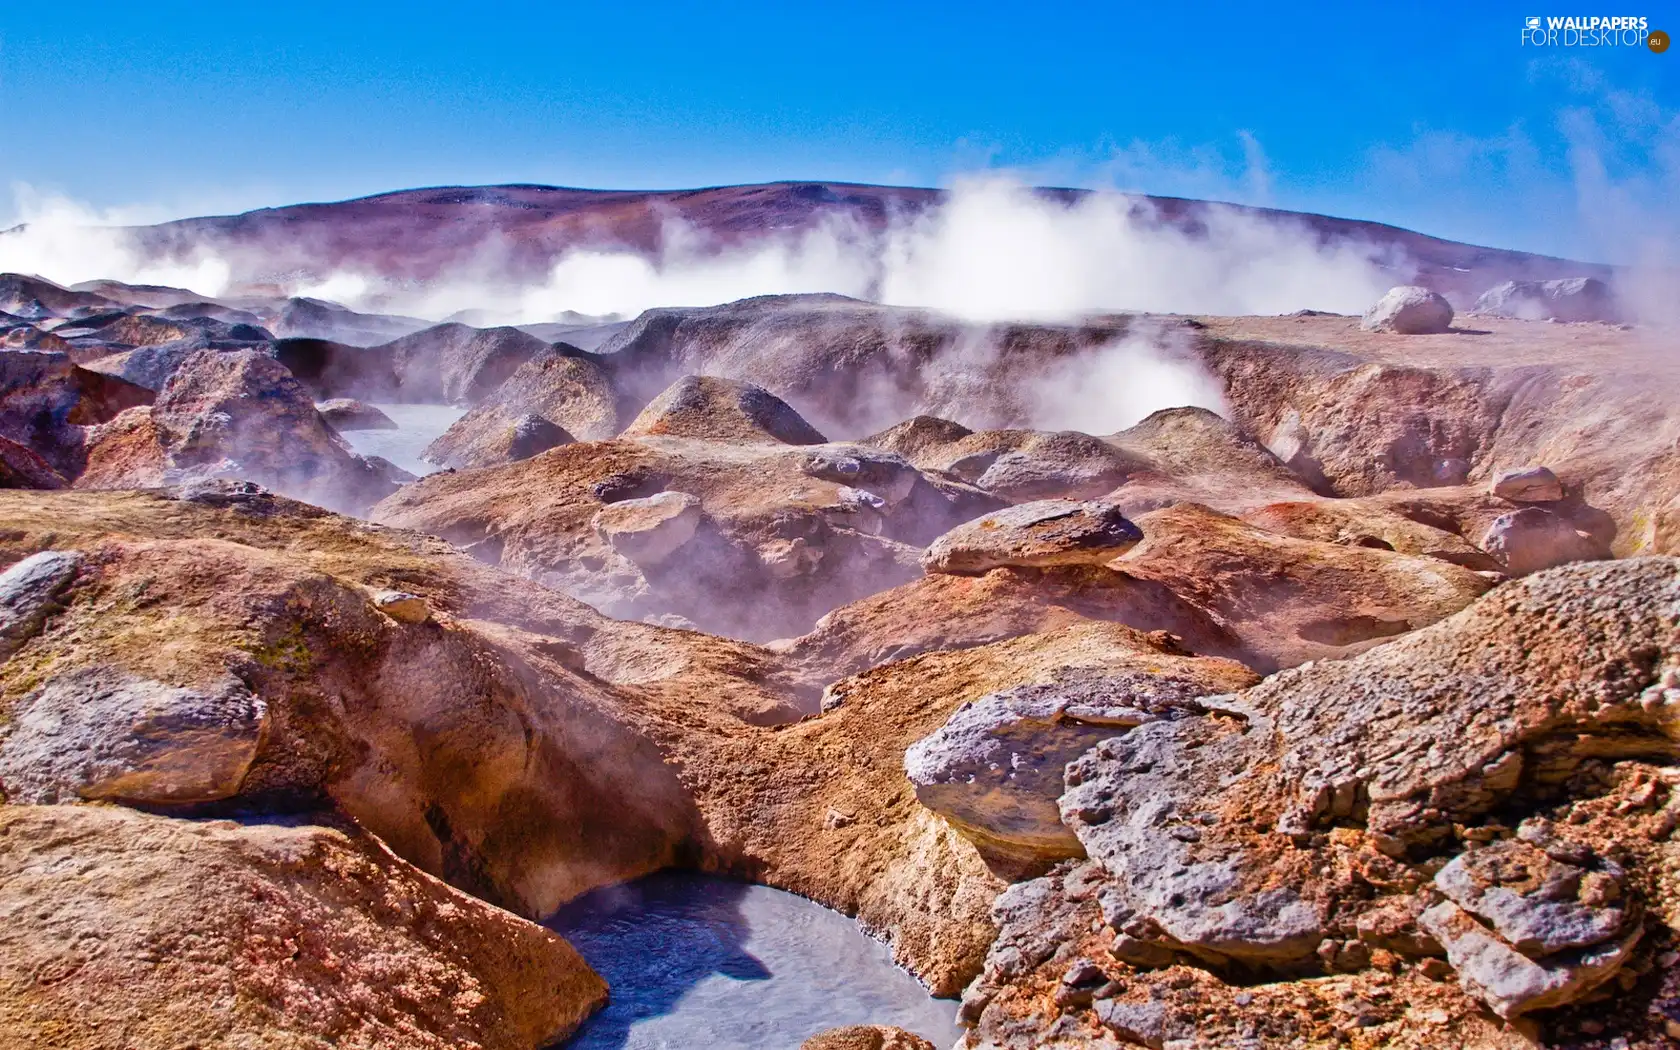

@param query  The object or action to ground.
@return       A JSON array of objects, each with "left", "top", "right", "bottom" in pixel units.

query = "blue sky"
[{"left": 1, "top": 1, "right": 1675, "bottom": 260}]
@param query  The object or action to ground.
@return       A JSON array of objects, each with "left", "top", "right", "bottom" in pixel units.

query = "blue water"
[{"left": 549, "top": 872, "right": 961, "bottom": 1050}]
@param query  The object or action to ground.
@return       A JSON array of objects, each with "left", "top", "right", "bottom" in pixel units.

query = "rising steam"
[{"left": 2, "top": 176, "right": 1398, "bottom": 324}]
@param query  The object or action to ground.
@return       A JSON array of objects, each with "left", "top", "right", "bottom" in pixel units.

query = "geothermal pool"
[
  {"left": 549, "top": 873, "right": 962, "bottom": 1050},
  {"left": 335, "top": 403, "right": 466, "bottom": 477}
]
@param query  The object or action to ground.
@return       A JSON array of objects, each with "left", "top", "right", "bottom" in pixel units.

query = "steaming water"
[
  {"left": 550, "top": 872, "right": 962, "bottom": 1050},
  {"left": 334, "top": 403, "right": 466, "bottom": 477}
]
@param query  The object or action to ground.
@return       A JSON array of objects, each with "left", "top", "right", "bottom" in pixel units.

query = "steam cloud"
[{"left": 3, "top": 176, "right": 1398, "bottom": 325}]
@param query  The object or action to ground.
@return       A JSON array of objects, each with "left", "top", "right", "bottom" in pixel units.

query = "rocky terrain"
[{"left": 0, "top": 201, "right": 1674, "bottom": 1050}]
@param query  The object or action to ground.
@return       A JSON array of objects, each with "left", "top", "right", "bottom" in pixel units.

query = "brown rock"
[
  {"left": 921, "top": 500, "right": 1143, "bottom": 576},
  {"left": 1490, "top": 465, "right": 1564, "bottom": 503},
  {"left": 423, "top": 347, "right": 610, "bottom": 468},
  {"left": 621, "top": 374, "right": 828, "bottom": 445},
  {"left": 0, "top": 803, "right": 606, "bottom": 1050},
  {"left": 799, "top": 1025, "right": 937, "bottom": 1050},
  {"left": 76, "top": 349, "right": 398, "bottom": 515},
  {"left": 317, "top": 397, "right": 398, "bottom": 431}
]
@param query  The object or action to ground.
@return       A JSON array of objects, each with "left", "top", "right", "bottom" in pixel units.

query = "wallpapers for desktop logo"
[{"left": 1521, "top": 14, "right": 1663, "bottom": 48}]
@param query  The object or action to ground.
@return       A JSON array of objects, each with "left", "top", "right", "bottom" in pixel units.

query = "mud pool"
[
  {"left": 549, "top": 872, "right": 962, "bottom": 1050},
  {"left": 335, "top": 403, "right": 466, "bottom": 476}
]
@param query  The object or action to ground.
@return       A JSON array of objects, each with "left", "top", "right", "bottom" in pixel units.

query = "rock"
[
  {"left": 1474, "top": 278, "right": 1620, "bottom": 323},
  {"left": 904, "top": 659, "right": 1254, "bottom": 876},
  {"left": 971, "top": 431, "right": 1142, "bottom": 501},
  {"left": 799, "top": 1025, "right": 937, "bottom": 1050},
  {"left": 0, "top": 664, "right": 267, "bottom": 805},
  {"left": 592, "top": 490, "right": 704, "bottom": 567},
  {"left": 505, "top": 412, "right": 574, "bottom": 461},
  {"left": 1360, "top": 286, "right": 1455, "bottom": 334},
  {"left": 1094, "top": 998, "right": 1171, "bottom": 1048},
  {"left": 0, "top": 550, "right": 81, "bottom": 659},
  {"left": 0, "top": 434, "right": 67, "bottom": 489},
  {"left": 377, "top": 322, "right": 550, "bottom": 403},
  {"left": 921, "top": 500, "right": 1143, "bottom": 576},
  {"left": 373, "top": 589, "right": 432, "bottom": 624},
  {"left": 1490, "top": 465, "right": 1563, "bottom": 503},
  {"left": 77, "top": 349, "right": 399, "bottom": 515},
  {"left": 1481, "top": 506, "right": 1601, "bottom": 576},
  {"left": 803, "top": 446, "right": 921, "bottom": 504},
  {"left": 0, "top": 804, "right": 606, "bottom": 1050},
  {"left": 1432, "top": 840, "right": 1629, "bottom": 957},
  {"left": 423, "top": 347, "right": 612, "bottom": 468},
  {"left": 1419, "top": 900, "right": 1640, "bottom": 1018},
  {"left": 317, "top": 397, "right": 397, "bottom": 431},
  {"left": 621, "top": 374, "right": 828, "bottom": 445}
]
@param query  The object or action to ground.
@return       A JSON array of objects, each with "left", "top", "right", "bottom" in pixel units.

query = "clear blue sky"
[{"left": 1, "top": 1, "right": 1675, "bottom": 260}]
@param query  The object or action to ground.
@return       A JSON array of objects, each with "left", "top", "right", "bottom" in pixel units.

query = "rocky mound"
[
  {"left": 423, "top": 346, "right": 611, "bottom": 468},
  {"left": 377, "top": 322, "right": 550, "bottom": 403},
  {"left": 0, "top": 804, "right": 607, "bottom": 1050},
  {"left": 317, "top": 397, "right": 397, "bottom": 431},
  {"left": 76, "top": 349, "right": 402, "bottom": 514},
  {"left": 620, "top": 373, "right": 829, "bottom": 445},
  {"left": 374, "top": 406, "right": 998, "bottom": 639}
]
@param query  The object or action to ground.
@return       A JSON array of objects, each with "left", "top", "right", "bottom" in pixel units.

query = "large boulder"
[
  {"left": 0, "top": 665, "right": 269, "bottom": 805},
  {"left": 592, "top": 490, "right": 704, "bottom": 568},
  {"left": 1473, "top": 278, "right": 1620, "bottom": 323},
  {"left": 1480, "top": 505, "right": 1603, "bottom": 576},
  {"left": 0, "top": 804, "right": 607, "bottom": 1050},
  {"left": 0, "top": 550, "right": 81, "bottom": 659},
  {"left": 1360, "top": 286, "right": 1454, "bottom": 334},
  {"left": 922, "top": 500, "right": 1143, "bottom": 576}
]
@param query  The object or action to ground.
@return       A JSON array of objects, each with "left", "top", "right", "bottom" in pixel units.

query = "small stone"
[
  {"left": 1490, "top": 466, "right": 1564, "bottom": 503},
  {"left": 373, "top": 590, "right": 431, "bottom": 624}
]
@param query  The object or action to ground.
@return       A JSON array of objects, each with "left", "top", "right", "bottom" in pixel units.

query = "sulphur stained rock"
[
  {"left": 373, "top": 589, "right": 432, "bottom": 624},
  {"left": 0, "top": 804, "right": 606, "bottom": 1050},
  {"left": 593, "top": 490, "right": 703, "bottom": 567},
  {"left": 1360, "top": 286, "right": 1454, "bottom": 334},
  {"left": 0, "top": 549, "right": 81, "bottom": 660},
  {"left": 1490, "top": 465, "right": 1564, "bottom": 503},
  {"left": 799, "top": 1025, "right": 937, "bottom": 1050},
  {"left": 921, "top": 500, "right": 1143, "bottom": 576},
  {"left": 1481, "top": 505, "right": 1601, "bottom": 576},
  {"left": 0, "top": 665, "right": 266, "bottom": 804},
  {"left": 1053, "top": 558, "right": 1680, "bottom": 973}
]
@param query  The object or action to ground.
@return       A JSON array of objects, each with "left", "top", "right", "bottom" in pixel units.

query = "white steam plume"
[
  {"left": 1, "top": 176, "right": 1399, "bottom": 324},
  {"left": 0, "top": 185, "right": 232, "bottom": 297}
]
